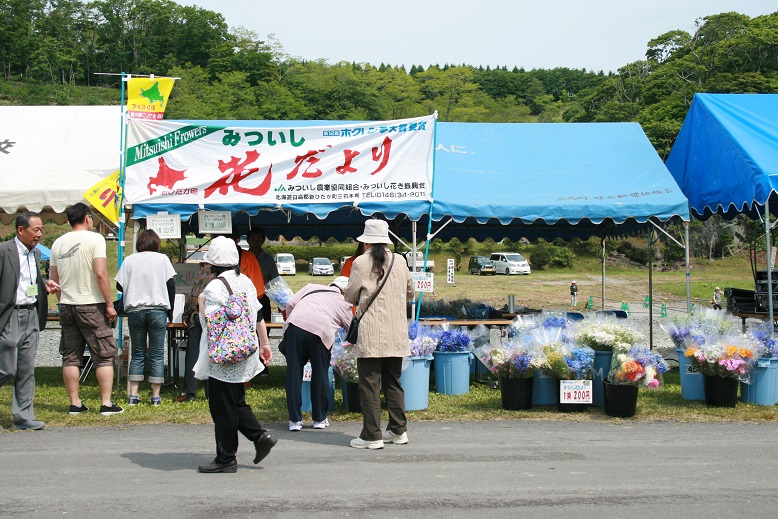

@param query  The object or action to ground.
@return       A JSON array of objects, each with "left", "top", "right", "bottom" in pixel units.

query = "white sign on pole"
[
  {"left": 146, "top": 213, "right": 181, "bottom": 239},
  {"left": 447, "top": 258, "right": 455, "bottom": 284},
  {"left": 198, "top": 210, "right": 232, "bottom": 234},
  {"left": 559, "top": 380, "right": 593, "bottom": 404},
  {"left": 412, "top": 272, "right": 434, "bottom": 292}
]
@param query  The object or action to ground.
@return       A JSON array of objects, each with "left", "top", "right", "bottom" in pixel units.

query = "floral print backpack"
[{"left": 206, "top": 277, "right": 258, "bottom": 364}]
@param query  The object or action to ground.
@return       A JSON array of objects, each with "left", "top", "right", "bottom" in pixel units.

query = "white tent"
[{"left": 0, "top": 105, "right": 121, "bottom": 224}]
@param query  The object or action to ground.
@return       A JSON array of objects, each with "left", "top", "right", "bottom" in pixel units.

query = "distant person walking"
[
  {"left": 50, "top": 203, "right": 123, "bottom": 416},
  {"left": 344, "top": 220, "right": 413, "bottom": 450},
  {"left": 0, "top": 211, "right": 59, "bottom": 430},
  {"left": 712, "top": 287, "right": 723, "bottom": 310},
  {"left": 570, "top": 281, "right": 578, "bottom": 307}
]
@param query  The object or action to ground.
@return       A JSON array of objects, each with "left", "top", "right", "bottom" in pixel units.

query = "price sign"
[
  {"left": 559, "top": 380, "right": 592, "bottom": 404},
  {"left": 147, "top": 213, "right": 181, "bottom": 239},
  {"left": 685, "top": 364, "right": 700, "bottom": 375},
  {"left": 412, "top": 272, "right": 434, "bottom": 292},
  {"left": 303, "top": 362, "right": 312, "bottom": 382},
  {"left": 198, "top": 210, "right": 232, "bottom": 234}
]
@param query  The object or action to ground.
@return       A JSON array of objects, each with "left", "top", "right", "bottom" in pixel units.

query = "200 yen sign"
[
  {"left": 411, "top": 272, "right": 434, "bottom": 293},
  {"left": 559, "top": 380, "right": 593, "bottom": 404}
]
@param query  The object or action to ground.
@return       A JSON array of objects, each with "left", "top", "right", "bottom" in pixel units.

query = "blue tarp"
[
  {"left": 132, "top": 120, "right": 689, "bottom": 240},
  {"left": 666, "top": 93, "right": 778, "bottom": 219},
  {"left": 37, "top": 244, "right": 50, "bottom": 261}
]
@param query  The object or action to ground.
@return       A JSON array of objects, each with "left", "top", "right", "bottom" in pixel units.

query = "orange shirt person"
[{"left": 341, "top": 242, "right": 365, "bottom": 278}]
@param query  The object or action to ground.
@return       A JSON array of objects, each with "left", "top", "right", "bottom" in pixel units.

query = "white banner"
[{"left": 123, "top": 115, "right": 436, "bottom": 206}]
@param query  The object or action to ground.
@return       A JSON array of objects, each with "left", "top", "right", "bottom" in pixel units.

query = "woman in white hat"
[
  {"left": 193, "top": 236, "right": 276, "bottom": 473},
  {"left": 344, "top": 220, "right": 413, "bottom": 449}
]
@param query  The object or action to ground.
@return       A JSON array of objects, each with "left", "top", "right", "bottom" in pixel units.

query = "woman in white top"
[
  {"left": 115, "top": 229, "right": 175, "bottom": 406},
  {"left": 193, "top": 236, "right": 276, "bottom": 474}
]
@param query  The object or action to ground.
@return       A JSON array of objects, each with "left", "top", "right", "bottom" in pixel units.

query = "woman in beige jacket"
[{"left": 344, "top": 220, "right": 413, "bottom": 449}]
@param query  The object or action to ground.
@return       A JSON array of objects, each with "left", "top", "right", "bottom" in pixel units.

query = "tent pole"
[
  {"left": 685, "top": 220, "right": 691, "bottom": 314},
  {"left": 766, "top": 199, "right": 774, "bottom": 333},
  {"left": 601, "top": 235, "right": 605, "bottom": 310},
  {"left": 411, "top": 220, "right": 417, "bottom": 319},
  {"left": 648, "top": 226, "right": 654, "bottom": 350}
]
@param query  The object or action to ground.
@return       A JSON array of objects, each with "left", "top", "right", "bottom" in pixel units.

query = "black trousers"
[
  {"left": 356, "top": 357, "right": 407, "bottom": 441},
  {"left": 207, "top": 377, "right": 266, "bottom": 464},
  {"left": 182, "top": 321, "right": 202, "bottom": 396},
  {"left": 283, "top": 323, "right": 332, "bottom": 423}
]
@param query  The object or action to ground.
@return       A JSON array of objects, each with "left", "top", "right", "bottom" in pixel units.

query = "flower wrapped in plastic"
[
  {"left": 540, "top": 341, "right": 594, "bottom": 380},
  {"left": 264, "top": 276, "right": 294, "bottom": 308},
  {"left": 661, "top": 308, "right": 739, "bottom": 349},
  {"left": 608, "top": 344, "right": 669, "bottom": 388},
  {"left": 408, "top": 321, "right": 437, "bottom": 358},
  {"left": 330, "top": 328, "right": 358, "bottom": 383},
  {"left": 749, "top": 323, "right": 778, "bottom": 358},
  {"left": 505, "top": 314, "right": 540, "bottom": 338},
  {"left": 474, "top": 338, "right": 543, "bottom": 379},
  {"left": 468, "top": 324, "right": 491, "bottom": 351},
  {"left": 684, "top": 333, "right": 761, "bottom": 381},
  {"left": 576, "top": 318, "right": 643, "bottom": 352},
  {"left": 436, "top": 328, "right": 472, "bottom": 352}
]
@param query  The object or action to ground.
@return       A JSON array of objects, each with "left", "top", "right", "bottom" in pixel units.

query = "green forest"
[{"left": 2, "top": 1, "right": 778, "bottom": 261}]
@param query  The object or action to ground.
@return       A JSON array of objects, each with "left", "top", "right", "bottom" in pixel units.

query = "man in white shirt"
[{"left": 50, "top": 203, "right": 123, "bottom": 416}]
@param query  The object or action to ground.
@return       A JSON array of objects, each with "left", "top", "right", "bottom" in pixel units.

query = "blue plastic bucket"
[
  {"left": 740, "top": 357, "right": 778, "bottom": 406},
  {"left": 676, "top": 347, "right": 705, "bottom": 401},
  {"left": 432, "top": 350, "right": 472, "bottom": 395},
  {"left": 400, "top": 357, "right": 432, "bottom": 411},
  {"left": 532, "top": 371, "right": 557, "bottom": 405},
  {"left": 591, "top": 350, "right": 614, "bottom": 407},
  {"left": 301, "top": 364, "right": 335, "bottom": 413}
]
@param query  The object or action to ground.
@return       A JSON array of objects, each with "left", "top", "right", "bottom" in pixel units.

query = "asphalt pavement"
[{"left": 1, "top": 419, "right": 777, "bottom": 518}]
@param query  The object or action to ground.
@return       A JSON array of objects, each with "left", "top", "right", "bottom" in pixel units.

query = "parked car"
[
  {"left": 405, "top": 251, "right": 435, "bottom": 272},
  {"left": 468, "top": 255, "right": 496, "bottom": 275},
  {"left": 308, "top": 257, "right": 334, "bottom": 276},
  {"left": 275, "top": 253, "right": 296, "bottom": 276},
  {"left": 489, "top": 252, "right": 531, "bottom": 275}
]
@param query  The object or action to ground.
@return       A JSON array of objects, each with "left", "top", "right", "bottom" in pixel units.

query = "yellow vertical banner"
[
  {"left": 84, "top": 170, "right": 121, "bottom": 224},
  {"left": 126, "top": 77, "right": 175, "bottom": 120}
]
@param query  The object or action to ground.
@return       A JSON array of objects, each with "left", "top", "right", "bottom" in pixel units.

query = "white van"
[
  {"left": 489, "top": 252, "right": 531, "bottom": 275},
  {"left": 275, "top": 253, "right": 296, "bottom": 276}
]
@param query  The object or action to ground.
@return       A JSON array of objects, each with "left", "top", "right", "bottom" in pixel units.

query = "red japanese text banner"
[{"left": 123, "top": 115, "right": 436, "bottom": 207}]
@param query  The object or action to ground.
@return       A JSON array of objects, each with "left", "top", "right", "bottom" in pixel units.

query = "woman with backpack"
[{"left": 192, "top": 236, "right": 276, "bottom": 473}]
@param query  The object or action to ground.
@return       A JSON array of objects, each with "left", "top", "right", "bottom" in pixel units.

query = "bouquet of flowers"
[
  {"left": 264, "top": 276, "right": 294, "bottom": 308},
  {"left": 408, "top": 321, "right": 437, "bottom": 358},
  {"left": 608, "top": 344, "right": 669, "bottom": 388},
  {"left": 749, "top": 323, "right": 778, "bottom": 358},
  {"left": 661, "top": 309, "right": 738, "bottom": 349},
  {"left": 684, "top": 334, "right": 761, "bottom": 381},
  {"left": 576, "top": 318, "right": 643, "bottom": 351},
  {"left": 330, "top": 329, "right": 358, "bottom": 383},
  {"left": 541, "top": 343, "right": 595, "bottom": 380},
  {"left": 436, "top": 328, "right": 472, "bottom": 352},
  {"left": 474, "top": 339, "right": 543, "bottom": 379}
]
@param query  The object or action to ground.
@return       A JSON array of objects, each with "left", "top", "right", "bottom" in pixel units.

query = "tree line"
[{"left": 2, "top": 1, "right": 776, "bottom": 260}]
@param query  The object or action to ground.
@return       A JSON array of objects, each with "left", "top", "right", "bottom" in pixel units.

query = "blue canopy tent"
[
  {"left": 666, "top": 93, "right": 778, "bottom": 319},
  {"left": 131, "top": 120, "right": 690, "bottom": 243},
  {"left": 37, "top": 244, "right": 51, "bottom": 261}
]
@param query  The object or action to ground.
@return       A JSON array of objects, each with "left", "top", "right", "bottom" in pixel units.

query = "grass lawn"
[{"left": 2, "top": 366, "right": 776, "bottom": 430}]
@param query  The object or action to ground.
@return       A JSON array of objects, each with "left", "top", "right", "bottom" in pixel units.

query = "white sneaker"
[
  {"left": 382, "top": 430, "right": 408, "bottom": 444},
  {"left": 350, "top": 437, "right": 384, "bottom": 449},
  {"left": 313, "top": 418, "right": 329, "bottom": 429},
  {"left": 288, "top": 421, "right": 303, "bottom": 431}
]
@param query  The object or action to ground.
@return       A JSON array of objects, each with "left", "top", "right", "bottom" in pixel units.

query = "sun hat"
[
  {"left": 329, "top": 276, "right": 349, "bottom": 291},
  {"left": 203, "top": 236, "right": 239, "bottom": 267},
  {"left": 357, "top": 220, "right": 392, "bottom": 244}
]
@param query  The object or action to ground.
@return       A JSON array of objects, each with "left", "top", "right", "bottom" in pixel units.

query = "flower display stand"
[
  {"left": 301, "top": 364, "right": 335, "bottom": 414},
  {"left": 340, "top": 380, "right": 362, "bottom": 413},
  {"left": 499, "top": 377, "right": 533, "bottom": 410},
  {"left": 675, "top": 347, "right": 705, "bottom": 401},
  {"left": 532, "top": 371, "right": 557, "bottom": 405},
  {"left": 432, "top": 350, "right": 472, "bottom": 395},
  {"left": 400, "top": 356, "right": 432, "bottom": 411},
  {"left": 592, "top": 350, "right": 614, "bottom": 407},
  {"left": 703, "top": 375, "right": 738, "bottom": 407},
  {"left": 554, "top": 379, "right": 589, "bottom": 413},
  {"left": 740, "top": 357, "right": 778, "bottom": 406},
  {"left": 603, "top": 381, "right": 638, "bottom": 418}
]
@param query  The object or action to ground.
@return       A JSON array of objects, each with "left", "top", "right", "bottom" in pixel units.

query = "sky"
[{"left": 181, "top": 0, "right": 774, "bottom": 73}]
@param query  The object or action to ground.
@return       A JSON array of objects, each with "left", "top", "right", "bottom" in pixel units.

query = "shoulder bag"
[
  {"left": 345, "top": 253, "right": 395, "bottom": 344},
  {"left": 277, "top": 288, "right": 333, "bottom": 356},
  {"left": 206, "top": 277, "right": 258, "bottom": 364}
]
